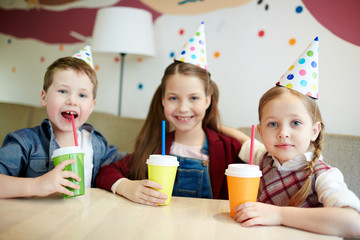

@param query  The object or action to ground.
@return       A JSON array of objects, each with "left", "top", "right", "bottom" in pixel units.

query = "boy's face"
[{"left": 41, "top": 69, "right": 96, "bottom": 137}]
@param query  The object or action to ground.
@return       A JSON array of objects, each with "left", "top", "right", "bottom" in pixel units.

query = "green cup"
[{"left": 51, "top": 146, "right": 85, "bottom": 198}]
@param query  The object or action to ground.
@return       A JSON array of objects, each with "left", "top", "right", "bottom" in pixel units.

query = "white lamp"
[{"left": 92, "top": 7, "right": 155, "bottom": 116}]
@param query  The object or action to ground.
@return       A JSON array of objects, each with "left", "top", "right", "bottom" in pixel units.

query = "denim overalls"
[{"left": 172, "top": 136, "right": 213, "bottom": 199}]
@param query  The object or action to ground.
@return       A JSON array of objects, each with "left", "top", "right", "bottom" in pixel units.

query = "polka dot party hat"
[
  {"left": 174, "top": 21, "right": 208, "bottom": 70},
  {"left": 72, "top": 45, "right": 94, "bottom": 69},
  {"left": 277, "top": 37, "right": 319, "bottom": 99}
]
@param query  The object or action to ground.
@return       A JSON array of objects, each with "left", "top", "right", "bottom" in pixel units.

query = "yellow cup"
[
  {"left": 147, "top": 154, "right": 179, "bottom": 205},
  {"left": 225, "top": 164, "right": 262, "bottom": 217}
]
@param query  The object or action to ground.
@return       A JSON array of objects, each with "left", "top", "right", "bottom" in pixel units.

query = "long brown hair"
[
  {"left": 129, "top": 61, "right": 220, "bottom": 180},
  {"left": 258, "top": 86, "right": 325, "bottom": 207}
]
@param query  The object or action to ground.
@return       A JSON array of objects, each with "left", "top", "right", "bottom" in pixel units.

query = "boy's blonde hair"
[
  {"left": 43, "top": 57, "right": 98, "bottom": 99},
  {"left": 259, "top": 86, "right": 325, "bottom": 207}
]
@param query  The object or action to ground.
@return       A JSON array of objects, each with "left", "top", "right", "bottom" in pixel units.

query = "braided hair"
[{"left": 258, "top": 86, "right": 324, "bottom": 207}]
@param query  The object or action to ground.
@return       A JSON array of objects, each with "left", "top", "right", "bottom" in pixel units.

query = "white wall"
[{"left": 1, "top": 0, "right": 359, "bottom": 136}]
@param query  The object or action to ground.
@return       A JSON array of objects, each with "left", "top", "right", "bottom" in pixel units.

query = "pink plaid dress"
[{"left": 258, "top": 153, "right": 331, "bottom": 207}]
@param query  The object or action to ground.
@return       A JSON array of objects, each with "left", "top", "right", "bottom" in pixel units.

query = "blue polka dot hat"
[
  {"left": 73, "top": 45, "right": 94, "bottom": 69},
  {"left": 277, "top": 37, "right": 319, "bottom": 99},
  {"left": 174, "top": 22, "right": 208, "bottom": 70}
]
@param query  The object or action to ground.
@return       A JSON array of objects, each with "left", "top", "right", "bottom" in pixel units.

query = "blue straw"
[{"left": 162, "top": 120, "right": 165, "bottom": 155}]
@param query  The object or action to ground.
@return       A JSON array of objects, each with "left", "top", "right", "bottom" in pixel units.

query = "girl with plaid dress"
[{"left": 232, "top": 86, "right": 360, "bottom": 238}]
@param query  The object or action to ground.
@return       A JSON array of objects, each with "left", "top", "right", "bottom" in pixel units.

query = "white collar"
[{"left": 269, "top": 152, "right": 323, "bottom": 171}]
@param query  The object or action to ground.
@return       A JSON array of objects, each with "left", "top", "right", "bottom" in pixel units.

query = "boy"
[{"left": 0, "top": 46, "right": 123, "bottom": 198}]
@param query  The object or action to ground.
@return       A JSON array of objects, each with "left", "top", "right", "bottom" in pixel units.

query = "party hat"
[
  {"left": 73, "top": 45, "right": 94, "bottom": 69},
  {"left": 276, "top": 37, "right": 319, "bottom": 99},
  {"left": 174, "top": 21, "right": 208, "bottom": 70}
]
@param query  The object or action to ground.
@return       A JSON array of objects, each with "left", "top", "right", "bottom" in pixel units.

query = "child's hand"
[
  {"left": 33, "top": 159, "right": 81, "bottom": 197},
  {"left": 116, "top": 178, "right": 168, "bottom": 206},
  {"left": 233, "top": 202, "right": 282, "bottom": 227}
]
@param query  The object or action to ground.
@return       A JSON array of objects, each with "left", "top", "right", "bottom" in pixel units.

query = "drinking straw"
[
  {"left": 162, "top": 120, "right": 165, "bottom": 155},
  {"left": 71, "top": 114, "right": 78, "bottom": 146},
  {"left": 249, "top": 125, "right": 255, "bottom": 165}
]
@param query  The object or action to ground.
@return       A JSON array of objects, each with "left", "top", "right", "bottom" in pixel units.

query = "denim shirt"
[{"left": 0, "top": 119, "right": 123, "bottom": 187}]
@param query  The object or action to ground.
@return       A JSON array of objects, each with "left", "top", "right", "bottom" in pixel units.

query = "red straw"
[
  {"left": 71, "top": 114, "right": 78, "bottom": 146},
  {"left": 249, "top": 125, "right": 255, "bottom": 165}
]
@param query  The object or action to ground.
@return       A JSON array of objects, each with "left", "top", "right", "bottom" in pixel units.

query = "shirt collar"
[{"left": 269, "top": 152, "right": 323, "bottom": 171}]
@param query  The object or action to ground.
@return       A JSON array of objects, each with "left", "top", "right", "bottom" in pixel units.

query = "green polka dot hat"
[
  {"left": 277, "top": 37, "right": 319, "bottom": 99},
  {"left": 73, "top": 45, "right": 94, "bottom": 69}
]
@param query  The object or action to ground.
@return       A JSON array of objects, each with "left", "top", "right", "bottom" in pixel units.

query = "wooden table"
[{"left": 0, "top": 188, "right": 341, "bottom": 240}]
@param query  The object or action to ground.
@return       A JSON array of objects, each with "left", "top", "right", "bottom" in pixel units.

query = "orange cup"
[{"left": 225, "top": 164, "right": 262, "bottom": 217}]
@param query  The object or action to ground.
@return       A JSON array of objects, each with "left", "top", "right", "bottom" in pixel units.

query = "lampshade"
[{"left": 92, "top": 7, "right": 155, "bottom": 56}]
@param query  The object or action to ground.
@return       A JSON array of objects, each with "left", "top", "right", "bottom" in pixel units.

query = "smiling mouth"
[
  {"left": 61, "top": 111, "right": 78, "bottom": 121},
  {"left": 176, "top": 116, "right": 193, "bottom": 121}
]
